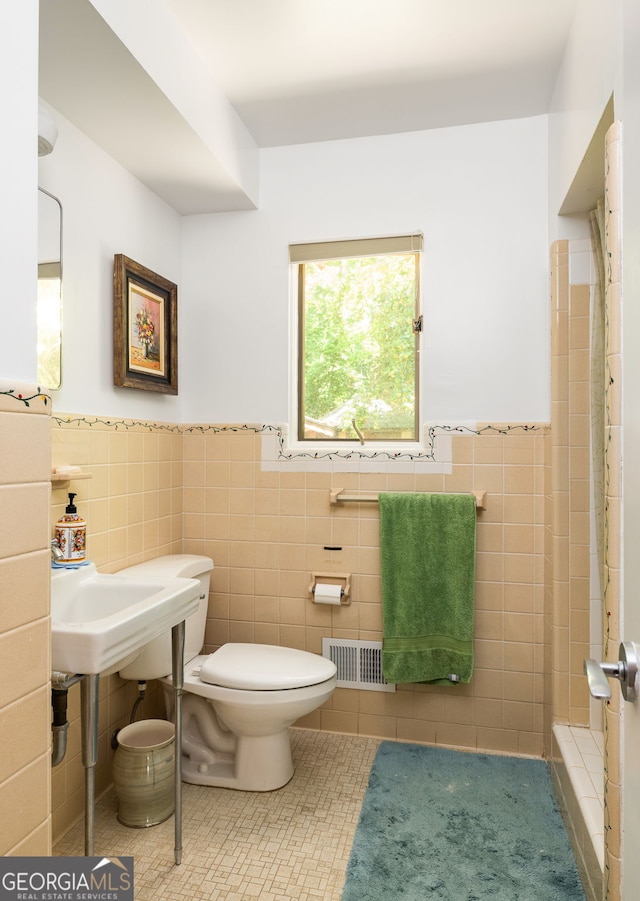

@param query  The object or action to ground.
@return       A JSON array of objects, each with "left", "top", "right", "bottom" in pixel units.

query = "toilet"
[{"left": 118, "top": 555, "right": 337, "bottom": 791}]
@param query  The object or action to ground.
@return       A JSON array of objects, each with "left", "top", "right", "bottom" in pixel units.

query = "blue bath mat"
[{"left": 342, "top": 742, "right": 585, "bottom": 901}]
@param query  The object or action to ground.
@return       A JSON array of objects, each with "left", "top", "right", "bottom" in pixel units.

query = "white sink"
[{"left": 51, "top": 562, "right": 201, "bottom": 675}]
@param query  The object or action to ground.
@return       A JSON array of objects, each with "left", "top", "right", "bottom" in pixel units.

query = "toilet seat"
[{"left": 199, "top": 642, "right": 336, "bottom": 690}]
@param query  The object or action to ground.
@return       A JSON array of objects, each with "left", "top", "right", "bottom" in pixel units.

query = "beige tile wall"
[
  {"left": 550, "top": 239, "right": 571, "bottom": 723},
  {"left": 51, "top": 415, "right": 184, "bottom": 572},
  {"left": 0, "top": 382, "right": 52, "bottom": 855},
  {"left": 550, "top": 241, "right": 591, "bottom": 727},
  {"left": 180, "top": 423, "right": 548, "bottom": 757},
  {"left": 550, "top": 236, "right": 606, "bottom": 901},
  {"left": 50, "top": 414, "right": 181, "bottom": 839},
  {"left": 50, "top": 413, "right": 549, "bottom": 842},
  {"left": 569, "top": 278, "right": 592, "bottom": 726}
]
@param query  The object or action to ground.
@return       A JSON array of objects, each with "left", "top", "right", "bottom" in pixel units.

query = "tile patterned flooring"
[{"left": 53, "top": 730, "right": 381, "bottom": 900}]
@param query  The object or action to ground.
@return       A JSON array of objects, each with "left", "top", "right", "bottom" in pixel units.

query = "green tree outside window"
[{"left": 299, "top": 249, "right": 420, "bottom": 442}]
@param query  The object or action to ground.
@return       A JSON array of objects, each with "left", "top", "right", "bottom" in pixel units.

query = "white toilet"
[{"left": 118, "top": 555, "right": 337, "bottom": 791}]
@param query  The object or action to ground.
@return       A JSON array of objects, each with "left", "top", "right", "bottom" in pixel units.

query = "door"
[{"left": 622, "top": 3, "right": 640, "bottom": 890}]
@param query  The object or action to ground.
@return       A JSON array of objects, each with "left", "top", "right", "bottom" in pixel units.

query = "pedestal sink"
[
  {"left": 51, "top": 562, "right": 201, "bottom": 863},
  {"left": 51, "top": 562, "right": 200, "bottom": 675}
]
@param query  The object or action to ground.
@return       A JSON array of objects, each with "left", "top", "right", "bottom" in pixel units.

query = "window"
[{"left": 291, "top": 233, "right": 423, "bottom": 443}]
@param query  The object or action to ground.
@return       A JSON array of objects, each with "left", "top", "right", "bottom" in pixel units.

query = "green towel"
[{"left": 379, "top": 492, "right": 476, "bottom": 685}]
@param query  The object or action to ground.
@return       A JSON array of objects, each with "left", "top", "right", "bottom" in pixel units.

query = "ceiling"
[
  {"left": 39, "top": 0, "right": 580, "bottom": 213},
  {"left": 166, "top": 0, "right": 579, "bottom": 147}
]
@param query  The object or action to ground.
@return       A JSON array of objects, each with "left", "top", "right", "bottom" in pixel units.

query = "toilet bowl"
[{"left": 119, "top": 555, "right": 337, "bottom": 791}]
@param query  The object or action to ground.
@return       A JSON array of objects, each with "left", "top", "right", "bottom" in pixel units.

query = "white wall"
[
  {"left": 548, "top": 0, "right": 621, "bottom": 228},
  {"left": 180, "top": 115, "right": 550, "bottom": 425},
  {"left": 36, "top": 105, "right": 550, "bottom": 429},
  {"left": 0, "top": 0, "right": 38, "bottom": 383},
  {"left": 38, "top": 110, "right": 183, "bottom": 420},
  {"left": 88, "top": 0, "right": 259, "bottom": 207}
]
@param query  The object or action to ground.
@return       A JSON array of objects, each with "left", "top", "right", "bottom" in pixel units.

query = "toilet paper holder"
[{"left": 308, "top": 572, "right": 351, "bottom": 605}]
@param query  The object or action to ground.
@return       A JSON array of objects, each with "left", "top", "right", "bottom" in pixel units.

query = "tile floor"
[{"left": 53, "top": 729, "right": 381, "bottom": 901}]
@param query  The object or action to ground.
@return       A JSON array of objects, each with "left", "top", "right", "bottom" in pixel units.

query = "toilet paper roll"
[{"left": 313, "top": 583, "right": 343, "bottom": 605}]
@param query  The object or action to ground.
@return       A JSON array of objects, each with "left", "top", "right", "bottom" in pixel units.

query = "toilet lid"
[{"left": 199, "top": 643, "right": 337, "bottom": 690}]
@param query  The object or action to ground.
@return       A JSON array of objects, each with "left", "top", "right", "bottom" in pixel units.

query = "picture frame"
[{"left": 113, "top": 254, "right": 178, "bottom": 394}]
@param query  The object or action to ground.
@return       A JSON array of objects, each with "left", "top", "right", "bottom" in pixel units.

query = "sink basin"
[{"left": 51, "top": 562, "right": 201, "bottom": 675}]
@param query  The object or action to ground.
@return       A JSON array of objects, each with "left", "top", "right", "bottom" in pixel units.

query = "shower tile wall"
[
  {"left": 548, "top": 123, "right": 623, "bottom": 901},
  {"left": 0, "top": 381, "right": 52, "bottom": 855},
  {"left": 550, "top": 239, "right": 592, "bottom": 728},
  {"left": 50, "top": 413, "right": 548, "bottom": 842},
  {"left": 550, "top": 238, "right": 598, "bottom": 898}
]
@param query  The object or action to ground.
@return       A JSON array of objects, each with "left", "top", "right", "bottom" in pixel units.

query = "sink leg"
[
  {"left": 80, "top": 674, "right": 100, "bottom": 856},
  {"left": 171, "top": 621, "right": 185, "bottom": 866}
]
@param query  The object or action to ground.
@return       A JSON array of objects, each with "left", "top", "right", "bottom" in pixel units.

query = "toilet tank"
[{"left": 118, "top": 555, "right": 213, "bottom": 681}]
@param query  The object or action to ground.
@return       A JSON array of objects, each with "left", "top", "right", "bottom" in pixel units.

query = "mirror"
[{"left": 37, "top": 188, "right": 62, "bottom": 389}]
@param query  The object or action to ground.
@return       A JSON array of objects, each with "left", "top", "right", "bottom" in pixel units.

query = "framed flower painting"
[{"left": 113, "top": 254, "right": 178, "bottom": 394}]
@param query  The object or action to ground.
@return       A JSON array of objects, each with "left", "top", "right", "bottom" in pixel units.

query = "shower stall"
[{"left": 548, "top": 117, "right": 622, "bottom": 901}]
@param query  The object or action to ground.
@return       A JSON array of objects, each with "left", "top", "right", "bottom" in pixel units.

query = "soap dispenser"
[{"left": 55, "top": 492, "right": 87, "bottom": 563}]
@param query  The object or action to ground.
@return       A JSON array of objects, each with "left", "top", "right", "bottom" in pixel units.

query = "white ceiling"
[
  {"left": 166, "top": 0, "right": 579, "bottom": 147},
  {"left": 39, "top": 0, "right": 579, "bottom": 213}
]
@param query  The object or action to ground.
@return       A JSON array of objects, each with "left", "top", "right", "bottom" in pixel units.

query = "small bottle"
[{"left": 55, "top": 492, "right": 87, "bottom": 563}]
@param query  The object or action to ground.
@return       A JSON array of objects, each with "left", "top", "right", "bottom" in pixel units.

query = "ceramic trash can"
[{"left": 113, "top": 719, "right": 175, "bottom": 827}]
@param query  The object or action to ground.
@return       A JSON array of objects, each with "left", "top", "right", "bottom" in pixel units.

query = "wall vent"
[{"left": 322, "top": 638, "right": 395, "bottom": 692}]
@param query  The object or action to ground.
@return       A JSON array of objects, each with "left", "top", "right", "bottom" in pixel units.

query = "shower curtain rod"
[{"left": 329, "top": 489, "right": 486, "bottom": 510}]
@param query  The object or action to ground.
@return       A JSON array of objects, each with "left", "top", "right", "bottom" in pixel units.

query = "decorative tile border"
[
  {"left": 52, "top": 414, "right": 181, "bottom": 432},
  {"left": 0, "top": 380, "right": 51, "bottom": 415},
  {"left": 262, "top": 421, "right": 545, "bottom": 472},
  {"left": 52, "top": 415, "right": 546, "bottom": 474}
]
